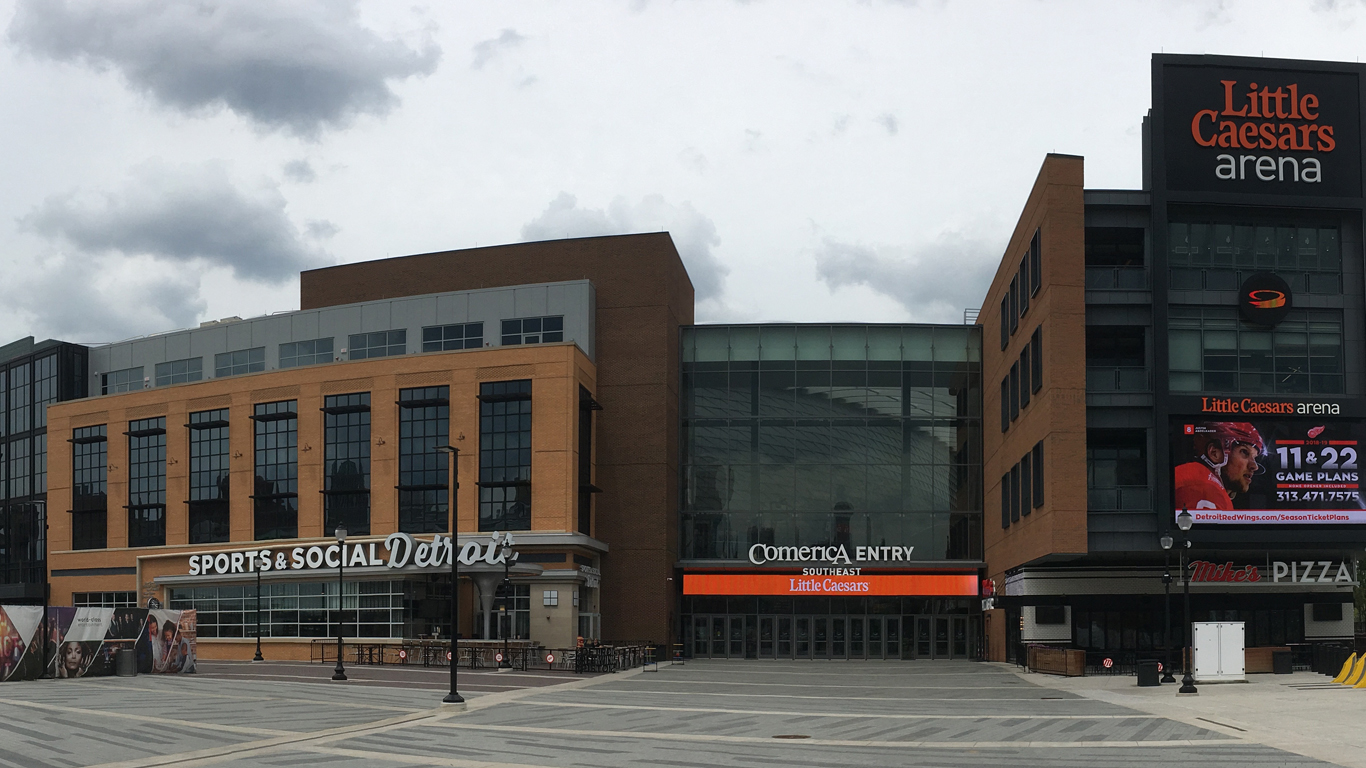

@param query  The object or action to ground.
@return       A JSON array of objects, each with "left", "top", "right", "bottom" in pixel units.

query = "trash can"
[
  {"left": 1136, "top": 659, "right": 1160, "bottom": 687},
  {"left": 1272, "top": 650, "right": 1293, "bottom": 675},
  {"left": 115, "top": 648, "right": 137, "bottom": 677}
]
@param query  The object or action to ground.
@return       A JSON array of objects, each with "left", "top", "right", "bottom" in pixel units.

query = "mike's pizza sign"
[{"left": 1161, "top": 60, "right": 1362, "bottom": 197}]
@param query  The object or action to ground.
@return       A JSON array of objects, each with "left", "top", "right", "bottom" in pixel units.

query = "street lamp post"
[
  {"left": 435, "top": 445, "right": 463, "bottom": 704},
  {"left": 332, "top": 524, "right": 348, "bottom": 681},
  {"left": 499, "top": 538, "right": 513, "bottom": 669},
  {"left": 1176, "top": 509, "right": 1197, "bottom": 695},
  {"left": 1159, "top": 532, "right": 1175, "bottom": 684},
  {"left": 253, "top": 553, "right": 265, "bottom": 662}
]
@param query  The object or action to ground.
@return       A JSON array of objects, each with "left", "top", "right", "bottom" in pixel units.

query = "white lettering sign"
[
  {"left": 188, "top": 533, "right": 519, "bottom": 576},
  {"left": 747, "top": 543, "right": 914, "bottom": 566}
]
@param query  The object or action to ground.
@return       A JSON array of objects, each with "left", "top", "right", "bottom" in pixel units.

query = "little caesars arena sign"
[{"left": 189, "top": 532, "right": 519, "bottom": 576}]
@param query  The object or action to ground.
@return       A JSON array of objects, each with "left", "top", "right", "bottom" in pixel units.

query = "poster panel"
[
  {"left": 1172, "top": 417, "right": 1366, "bottom": 523},
  {"left": 0, "top": 606, "right": 198, "bottom": 682}
]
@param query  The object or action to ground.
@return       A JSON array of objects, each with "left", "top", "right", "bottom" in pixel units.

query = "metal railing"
[
  {"left": 309, "top": 640, "right": 660, "bottom": 674},
  {"left": 1086, "top": 366, "right": 1151, "bottom": 392},
  {"left": 1085, "top": 266, "right": 1150, "bottom": 290}
]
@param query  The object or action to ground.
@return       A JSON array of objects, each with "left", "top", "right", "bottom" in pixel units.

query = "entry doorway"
[
  {"left": 689, "top": 613, "right": 978, "bottom": 660},
  {"left": 907, "top": 615, "right": 973, "bottom": 659},
  {"left": 757, "top": 615, "right": 902, "bottom": 659}
]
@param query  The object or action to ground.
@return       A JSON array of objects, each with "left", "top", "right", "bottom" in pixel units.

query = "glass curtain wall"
[{"left": 680, "top": 325, "right": 983, "bottom": 561}]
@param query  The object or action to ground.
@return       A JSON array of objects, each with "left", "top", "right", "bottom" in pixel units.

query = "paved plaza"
[{"left": 0, "top": 659, "right": 1350, "bottom": 767}]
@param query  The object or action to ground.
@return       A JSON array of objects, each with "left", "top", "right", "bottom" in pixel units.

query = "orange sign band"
[{"left": 683, "top": 573, "right": 979, "bottom": 597}]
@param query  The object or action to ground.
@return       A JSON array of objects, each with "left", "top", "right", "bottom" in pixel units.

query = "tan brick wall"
[
  {"left": 980, "top": 155, "right": 1089, "bottom": 585},
  {"left": 46, "top": 344, "right": 596, "bottom": 607}
]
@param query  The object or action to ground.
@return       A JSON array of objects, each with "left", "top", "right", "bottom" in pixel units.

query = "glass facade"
[
  {"left": 1168, "top": 222, "right": 1340, "bottom": 294},
  {"left": 188, "top": 409, "right": 230, "bottom": 544},
  {"left": 127, "top": 417, "right": 167, "bottom": 548},
  {"left": 323, "top": 393, "right": 371, "bottom": 536},
  {"left": 478, "top": 380, "right": 532, "bottom": 531},
  {"left": 1168, "top": 307, "right": 1343, "bottom": 394},
  {"left": 680, "top": 325, "right": 982, "bottom": 562},
  {"left": 169, "top": 580, "right": 408, "bottom": 639},
  {"left": 253, "top": 401, "right": 298, "bottom": 540}
]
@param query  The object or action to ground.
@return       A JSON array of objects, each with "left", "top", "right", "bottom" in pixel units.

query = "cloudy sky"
[{"left": 1, "top": 0, "right": 1364, "bottom": 343}]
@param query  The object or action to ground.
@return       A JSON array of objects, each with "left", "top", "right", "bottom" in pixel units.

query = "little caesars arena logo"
[{"left": 1189, "top": 79, "right": 1337, "bottom": 184}]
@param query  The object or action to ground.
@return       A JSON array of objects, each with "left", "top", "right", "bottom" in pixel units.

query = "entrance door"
[
  {"left": 952, "top": 616, "right": 969, "bottom": 659},
  {"left": 712, "top": 616, "right": 727, "bottom": 657},
  {"left": 886, "top": 617, "right": 900, "bottom": 660},
  {"left": 934, "top": 617, "right": 950, "bottom": 658},
  {"left": 759, "top": 617, "right": 774, "bottom": 658},
  {"left": 693, "top": 616, "right": 709, "bottom": 658},
  {"left": 813, "top": 617, "right": 829, "bottom": 658},
  {"left": 729, "top": 617, "right": 745, "bottom": 658},
  {"left": 832, "top": 617, "right": 847, "bottom": 657},
  {"left": 795, "top": 617, "right": 811, "bottom": 658},
  {"left": 849, "top": 617, "right": 865, "bottom": 658},
  {"left": 915, "top": 616, "right": 932, "bottom": 658},
  {"left": 867, "top": 617, "right": 884, "bottom": 659},
  {"left": 777, "top": 617, "right": 793, "bottom": 658}
]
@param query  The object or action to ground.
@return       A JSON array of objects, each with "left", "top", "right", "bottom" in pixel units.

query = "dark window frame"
[
  {"left": 1009, "top": 362, "right": 1020, "bottom": 422},
  {"left": 348, "top": 331, "right": 407, "bottom": 360},
  {"left": 1030, "top": 326, "right": 1043, "bottom": 393},
  {"left": 421, "top": 323, "right": 484, "bottom": 353},
  {"left": 479, "top": 380, "right": 532, "bottom": 532},
  {"left": 398, "top": 386, "right": 450, "bottom": 534},
  {"left": 188, "top": 409, "right": 230, "bottom": 544},
  {"left": 127, "top": 417, "right": 167, "bottom": 548},
  {"left": 502, "top": 316, "right": 564, "bottom": 346},
  {"left": 1029, "top": 229, "right": 1042, "bottom": 295},
  {"left": 71, "top": 425, "right": 108, "bottom": 550},
  {"left": 252, "top": 400, "right": 298, "bottom": 540},
  {"left": 323, "top": 392, "right": 371, "bottom": 536},
  {"left": 1031, "top": 440, "right": 1044, "bottom": 508}
]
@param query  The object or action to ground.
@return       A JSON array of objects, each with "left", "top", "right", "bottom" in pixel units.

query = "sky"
[{"left": 2, "top": 0, "right": 1365, "bottom": 344}]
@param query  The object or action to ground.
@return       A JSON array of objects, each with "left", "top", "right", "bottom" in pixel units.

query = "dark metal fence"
[{"left": 310, "top": 640, "right": 659, "bottom": 674}]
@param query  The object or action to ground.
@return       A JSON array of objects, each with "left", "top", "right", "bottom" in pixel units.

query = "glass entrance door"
[
  {"left": 795, "top": 617, "right": 811, "bottom": 658},
  {"left": 813, "top": 617, "right": 829, "bottom": 658},
  {"left": 777, "top": 617, "right": 793, "bottom": 657},
  {"left": 759, "top": 617, "right": 774, "bottom": 657},
  {"left": 934, "top": 617, "right": 950, "bottom": 657}
]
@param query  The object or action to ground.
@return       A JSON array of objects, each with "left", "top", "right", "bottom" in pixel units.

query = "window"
[
  {"left": 1031, "top": 441, "right": 1044, "bottom": 508},
  {"left": 1036, "top": 605, "right": 1066, "bottom": 625},
  {"left": 154, "top": 357, "right": 203, "bottom": 387},
  {"left": 1001, "top": 473, "right": 1010, "bottom": 529},
  {"left": 578, "top": 386, "right": 596, "bottom": 535},
  {"left": 999, "top": 378, "right": 1009, "bottom": 433},
  {"left": 483, "top": 584, "right": 531, "bottom": 640},
  {"left": 215, "top": 347, "right": 265, "bottom": 377},
  {"left": 422, "top": 323, "right": 484, "bottom": 352},
  {"left": 72, "top": 425, "right": 107, "bottom": 550},
  {"left": 1087, "top": 326, "right": 1147, "bottom": 392},
  {"left": 348, "top": 330, "right": 406, "bottom": 360},
  {"left": 398, "top": 386, "right": 450, "bottom": 534},
  {"left": 1020, "top": 452, "right": 1032, "bottom": 517},
  {"left": 543, "top": 590, "right": 559, "bottom": 607},
  {"left": 10, "top": 363, "right": 30, "bottom": 434},
  {"left": 1010, "top": 462, "right": 1020, "bottom": 523},
  {"left": 73, "top": 591, "right": 136, "bottom": 608},
  {"left": 101, "top": 366, "right": 143, "bottom": 395},
  {"left": 1169, "top": 307, "right": 1342, "bottom": 394},
  {"left": 323, "top": 393, "right": 370, "bottom": 536},
  {"left": 253, "top": 401, "right": 298, "bottom": 540},
  {"left": 169, "top": 580, "right": 406, "bottom": 639},
  {"left": 1029, "top": 229, "right": 1042, "bottom": 295},
  {"left": 479, "top": 380, "right": 532, "bottom": 531},
  {"left": 1169, "top": 222, "right": 1340, "bottom": 295},
  {"left": 188, "top": 409, "right": 230, "bottom": 544},
  {"left": 1086, "top": 227, "right": 1145, "bottom": 267},
  {"left": 1030, "top": 326, "right": 1043, "bottom": 393},
  {"left": 999, "top": 296, "right": 1009, "bottom": 350},
  {"left": 1009, "top": 362, "right": 1019, "bottom": 421},
  {"left": 127, "top": 417, "right": 167, "bottom": 548},
  {"left": 33, "top": 354, "right": 56, "bottom": 430},
  {"left": 8, "top": 437, "right": 29, "bottom": 500},
  {"left": 501, "top": 316, "right": 563, "bottom": 346},
  {"left": 1018, "top": 254, "right": 1030, "bottom": 316},
  {"left": 279, "top": 338, "right": 333, "bottom": 368},
  {"left": 1086, "top": 430, "right": 1147, "bottom": 514},
  {"left": 1313, "top": 603, "right": 1344, "bottom": 622},
  {"left": 1019, "top": 345, "right": 1031, "bottom": 409},
  {"left": 1008, "top": 277, "right": 1019, "bottom": 334}
]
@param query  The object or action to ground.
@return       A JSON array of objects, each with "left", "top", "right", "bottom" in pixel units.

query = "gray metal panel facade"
[{"left": 86, "top": 280, "right": 595, "bottom": 395}]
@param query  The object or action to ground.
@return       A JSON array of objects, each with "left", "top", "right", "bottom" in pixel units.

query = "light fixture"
[
  {"left": 1176, "top": 510, "right": 1193, "bottom": 532},
  {"left": 336, "top": 524, "right": 348, "bottom": 544},
  {"left": 1160, "top": 534, "right": 1173, "bottom": 550}
]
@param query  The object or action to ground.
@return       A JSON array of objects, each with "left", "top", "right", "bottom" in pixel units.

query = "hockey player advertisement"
[{"left": 1171, "top": 418, "right": 1366, "bottom": 524}]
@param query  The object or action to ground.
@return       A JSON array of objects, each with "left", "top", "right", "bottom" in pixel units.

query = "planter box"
[{"left": 1029, "top": 646, "right": 1085, "bottom": 676}]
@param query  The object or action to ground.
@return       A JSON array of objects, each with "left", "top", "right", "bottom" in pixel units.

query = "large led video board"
[{"left": 1172, "top": 416, "right": 1366, "bottom": 524}]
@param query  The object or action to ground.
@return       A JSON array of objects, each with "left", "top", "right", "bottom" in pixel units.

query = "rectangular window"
[
  {"left": 154, "top": 357, "right": 203, "bottom": 387},
  {"left": 1019, "top": 345, "right": 1031, "bottom": 410},
  {"left": 479, "top": 380, "right": 532, "bottom": 531},
  {"left": 577, "top": 386, "right": 595, "bottom": 536},
  {"left": 188, "top": 409, "right": 230, "bottom": 544},
  {"left": 1001, "top": 474, "right": 1010, "bottom": 529},
  {"left": 348, "top": 330, "right": 407, "bottom": 360},
  {"left": 398, "top": 386, "right": 450, "bottom": 534},
  {"left": 72, "top": 425, "right": 107, "bottom": 550},
  {"left": 101, "top": 366, "right": 143, "bottom": 395},
  {"left": 1008, "top": 277, "right": 1019, "bottom": 334},
  {"left": 999, "top": 378, "right": 1009, "bottom": 433},
  {"left": 1018, "top": 254, "right": 1030, "bottom": 316},
  {"left": 999, "top": 296, "right": 1009, "bottom": 350},
  {"left": 214, "top": 347, "right": 265, "bottom": 377},
  {"left": 72, "top": 591, "right": 137, "bottom": 608},
  {"left": 323, "top": 393, "right": 371, "bottom": 536},
  {"left": 1032, "top": 440, "right": 1045, "bottom": 507},
  {"left": 422, "top": 323, "right": 484, "bottom": 352},
  {"left": 253, "top": 401, "right": 298, "bottom": 540},
  {"left": 1009, "top": 362, "right": 1020, "bottom": 421},
  {"left": 1030, "top": 229, "right": 1042, "bottom": 294},
  {"left": 1085, "top": 227, "right": 1145, "bottom": 267},
  {"left": 1010, "top": 462, "right": 1021, "bottom": 522},
  {"left": 1020, "top": 452, "right": 1032, "bottom": 517},
  {"left": 501, "top": 316, "right": 564, "bottom": 346},
  {"left": 1168, "top": 222, "right": 1340, "bottom": 295},
  {"left": 8, "top": 437, "right": 29, "bottom": 499},
  {"left": 1030, "top": 326, "right": 1043, "bottom": 393},
  {"left": 543, "top": 590, "right": 559, "bottom": 607},
  {"left": 1169, "top": 307, "right": 1343, "bottom": 394},
  {"left": 33, "top": 354, "right": 56, "bottom": 430},
  {"left": 169, "top": 581, "right": 406, "bottom": 639},
  {"left": 10, "top": 363, "right": 30, "bottom": 434},
  {"left": 1313, "top": 603, "right": 1344, "bottom": 622},
  {"left": 279, "top": 339, "right": 333, "bottom": 368},
  {"left": 127, "top": 417, "right": 167, "bottom": 548}
]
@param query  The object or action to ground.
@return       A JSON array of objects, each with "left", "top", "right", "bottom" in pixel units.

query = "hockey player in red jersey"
[{"left": 1174, "top": 422, "right": 1265, "bottom": 511}]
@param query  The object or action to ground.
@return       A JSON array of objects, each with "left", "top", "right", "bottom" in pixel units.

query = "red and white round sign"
[
  {"left": 1102, "top": 657, "right": 1114, "bottom": 669},
  {"left": 495, "top": 652, "right": 504, "bottom": 662},
  {"left": 398, "top": 649, "right": 407, "bottom": 660},
  {"left": 446, "top": 651, "right": 452, "bottom": 661},
  {"left": 545, "top": 653, "right": 555, "bottom": 663},
  {"left": 1157, "top": 662, "right": 1164, "bottom": 672}
]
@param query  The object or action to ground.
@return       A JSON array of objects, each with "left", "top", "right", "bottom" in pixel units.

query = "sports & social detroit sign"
[{"left": 1162, "top": 61, "right": 1362, "bottom": 197}]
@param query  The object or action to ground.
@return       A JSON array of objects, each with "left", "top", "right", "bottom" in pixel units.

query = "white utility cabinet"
[{"left": 1192, "top": 621, "right": 1245, "bottom": 682}]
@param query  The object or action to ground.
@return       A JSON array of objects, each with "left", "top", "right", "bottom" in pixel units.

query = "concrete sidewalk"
[{"left": 1016, "top": 665, "right": 1366, "bottom": 768}]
